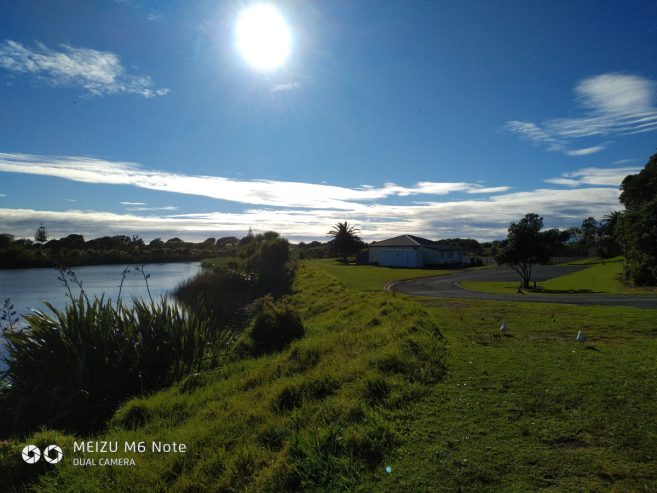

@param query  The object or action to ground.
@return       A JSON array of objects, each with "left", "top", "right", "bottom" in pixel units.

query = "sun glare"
[{"left": 236, "top": 4, "right": 291, "bottom": 71}]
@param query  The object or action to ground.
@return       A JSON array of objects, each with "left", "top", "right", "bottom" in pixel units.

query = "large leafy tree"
[
  {"left": 618, "top": 151, "right": 657, "bottom": 285},
  {"left": 328, "top": 221, "right": 361, "bottom": 262},
  {"left": 495, "top": 213, "right": 550, "bottom": 288}
]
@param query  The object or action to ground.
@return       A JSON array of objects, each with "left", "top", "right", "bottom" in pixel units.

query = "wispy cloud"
[
  {"left": 565, "top": 145, "right": 606, "bottom": 157},
  {"left": 125, "top": 206, "right": 178, "bottom": 211},
  {"left": 0, "top": 40, "right": 169, "bottom": 97},
  {"left": 506, "top": 73, "right": 657, "bottom": 155},
  {"left": 0, "top": 185, "right": 624, "bottom": 243},
  {"left": 0, "top": 153, "right": 630, "bottom": 242},
  {"left": 545, "top": 166, "right": 640, "bottom": 187},
  {"left": 271, "top": 81, "right": 300, "bottom": 92},
  {"left": 0, "top": 153, "right": 509, "bottom": 210}
]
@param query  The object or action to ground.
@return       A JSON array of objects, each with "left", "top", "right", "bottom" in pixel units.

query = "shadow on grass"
[
  {"left": 524, "top": 287, "right": 604, "bottom": 294},
  {"left": 327, "top": 259, "right": 477, "bottom": 271}
]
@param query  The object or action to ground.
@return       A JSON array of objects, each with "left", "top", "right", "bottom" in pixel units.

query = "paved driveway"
[{"left": 388, "top": 265, "right": 657, "bottom": 309}]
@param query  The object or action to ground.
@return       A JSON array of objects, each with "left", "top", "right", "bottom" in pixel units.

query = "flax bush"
[{"left": 0, "top": 295, "right": 216, "bottom": 437}]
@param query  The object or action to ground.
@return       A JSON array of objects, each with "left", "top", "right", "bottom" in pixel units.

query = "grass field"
[
  {"left": 312, "top": 259, "right": 456, "bottom": 291},
  {"left": 461, "top": 259, "right": 657, "bottom": 295},
  {"left": 5, "top": 260, "right": 657, "bottom": 491}
]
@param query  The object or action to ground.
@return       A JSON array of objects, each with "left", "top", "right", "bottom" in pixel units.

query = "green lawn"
[
  {"left": 460, "top": 259, "right": 657, "bottom": 295},
  {"left": 7, "top": 260, "right": 657, "bottom": 491},
  {"left": 381, "top": 296, "right": 657, "bottom": 492},
  {"left": 312, "top": 259, "right": 456, "bottom": 291}
]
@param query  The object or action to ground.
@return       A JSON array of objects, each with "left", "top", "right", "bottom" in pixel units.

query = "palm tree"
[{"left": 328, "top": 222, "right": 361, "bottom": 263}]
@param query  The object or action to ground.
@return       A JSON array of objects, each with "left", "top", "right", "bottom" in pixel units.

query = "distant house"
[{"left": 368, "top": 234, "right": 464, "bottom": 268}]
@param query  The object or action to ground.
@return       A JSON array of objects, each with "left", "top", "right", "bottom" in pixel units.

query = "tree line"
[
  {"left": 496, "top": 151, "right": 657, "bottom": 287},
  {"left": 0, "top": 230, "right": 250, "bottom": 269}
]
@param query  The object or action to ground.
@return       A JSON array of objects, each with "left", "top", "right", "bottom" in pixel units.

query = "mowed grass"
[
  {"left": 461, "top": 259, "right": 657, "bottom": 295},
  {"left": 11, "top": 260, "right": 657, "bottom": 491},
  {"left": 370, "top": 297, "right": 657, "bottom": 492},
  {"left": 313, "top": 259, "right": 456, "bottom": 291}
]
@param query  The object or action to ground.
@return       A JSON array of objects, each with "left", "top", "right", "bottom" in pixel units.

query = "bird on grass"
[
  {"left": 576, "top": 330, "right": 587, "bottom": 342},
  {"left": 500, "top": 321, "right": 508, "bottom": 334}
]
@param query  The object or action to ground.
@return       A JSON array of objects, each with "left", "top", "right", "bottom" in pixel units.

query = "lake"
[
  {"left": 0, "top": 262, "right": 201, "bottom": 369},
  {"left": 0, "top": 262, "right": 202, "bottom": 364},
  {"left": 0, "top": 262, "right": 202, "bottom": 317}
]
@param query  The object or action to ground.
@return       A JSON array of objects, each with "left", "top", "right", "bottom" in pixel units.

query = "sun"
[{"left": 236, "top": 4, "right": 291, "bottom": 71}]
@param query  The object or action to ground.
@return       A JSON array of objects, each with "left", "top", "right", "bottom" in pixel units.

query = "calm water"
[
  {"left": 0, "top": 262, "right": 202, "bottom": 364},
  {"left": 0, "top": 262, "right": 202, "bottom": 317}
]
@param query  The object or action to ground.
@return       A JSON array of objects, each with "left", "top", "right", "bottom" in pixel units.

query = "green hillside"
[{"left": 4, "top": 260, "right": 657, "bottom": 491}]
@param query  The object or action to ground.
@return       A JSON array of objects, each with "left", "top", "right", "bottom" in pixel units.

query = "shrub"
[
  {"left": 175, "top": 268, "right": 255, "bottom": 331},
  {"left": 0, "top": 295, "right": 213, "bottom": 437},
  {"left": 244, "top": 299, "right": 305, "bottom": 354}
]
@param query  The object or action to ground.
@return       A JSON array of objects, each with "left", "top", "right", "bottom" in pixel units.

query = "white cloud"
[
  {"left": 0, "top": 185, "right": 625, "bottom": 243},
  {"left": 565, "top": 145, "right": 606, "bottom": 156},
  {"left": 576, "top": 73, "right": 654, "bottom": 115},
  {"left": 0, "top": 152, "right": 509, "bottom": 210},
  {"left": 271, "top": 81, "right": 300, "bottom": 92},
  {"left": 0, "top": 153, "right": 629, "bottom": 242},
  {"left": 506, "top": 73, "right": 657, "bottom": 154},
  {"left": 545, "top": 166, "right": 640, "bottom": 187},
  {"left": 125, "top": 206, "right": 178, "bottom": 211},
  {"left": 0, "top": 40, "right": 169, "bottom": 97}
]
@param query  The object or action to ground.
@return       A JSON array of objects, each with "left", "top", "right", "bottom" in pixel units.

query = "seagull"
[
  {"left": 500, "top": 321, "right": 508, "bottom": 334},
  {"left": 576, "top": 330, "right": 587, "bottom": 342}
]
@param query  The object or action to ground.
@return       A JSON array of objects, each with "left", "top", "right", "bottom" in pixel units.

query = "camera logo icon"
[
  {"left": 21, "top": 445, "right": 40, "bottom": 464},
  {"left": 21, "top": 444, "right": 63, "bottom": 464},
  {"left": 44, "top": 445, "right": 63, "bottom": 464}
]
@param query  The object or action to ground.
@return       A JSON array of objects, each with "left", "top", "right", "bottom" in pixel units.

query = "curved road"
[{"left": 388, "top": 265, "right": 657, "bottom": 309}]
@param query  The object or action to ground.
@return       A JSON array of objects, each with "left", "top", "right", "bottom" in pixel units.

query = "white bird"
[
  {"left": 576, "top": 330, "right": 587, "bottom": 342},
  {"left": 500, "top": 321, "right": 508, "bottom": 334}
]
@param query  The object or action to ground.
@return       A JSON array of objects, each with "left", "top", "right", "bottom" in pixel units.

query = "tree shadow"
[{"left": 525, "top": 287, "right": 604, "bottom": 294}]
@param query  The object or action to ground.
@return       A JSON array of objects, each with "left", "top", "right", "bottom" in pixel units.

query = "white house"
[{"left": 368, "top": 234, "right": 464, "bottom": 268}]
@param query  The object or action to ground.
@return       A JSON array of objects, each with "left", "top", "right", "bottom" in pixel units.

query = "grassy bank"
[
  {"left": 312, "top": 259, "right": 456, "bottom": 291},
  {"left": 461, "top": 260, "right": 657, "bottom": 295},
  {"left": 6, "top": 260, "right": 657, "bottom": 491},
  {"left": 10, "top": 261, "right": 446, "bottom": 491}
]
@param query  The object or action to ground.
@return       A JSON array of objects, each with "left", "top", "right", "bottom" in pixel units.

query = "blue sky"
[{"left": 1, "top": 0, "right": 656, "bottom": 242}]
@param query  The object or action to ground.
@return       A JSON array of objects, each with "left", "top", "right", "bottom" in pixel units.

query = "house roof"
[
  {"left": 369, "top": 234, "right": 460, "bottom": 250},
  {"left": 369, "top": 234, "right": 430, "bottom": 247}
]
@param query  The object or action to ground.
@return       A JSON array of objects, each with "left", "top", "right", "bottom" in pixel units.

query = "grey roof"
[{"left": 369, "top": 234, "right": 461, "bottom": 250}]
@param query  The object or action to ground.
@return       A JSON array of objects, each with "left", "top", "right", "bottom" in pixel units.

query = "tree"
[
  {"left": 327, "top": 221, "right": 361, "bottom": 262},
  {"left": 619, "top": 200, "right": 657, "bottom": 285},
  {"left": 240, "top": 227, "right": 255, "bottom": 246},
  {"left": 618, "top": 152, "right": 657, "bottom": 285},
  {"left": 597, "top": 211, "right": 623, "bottom": 263},
  {"left": 579, "top": 217, "right": 598, "bottom": 255},
  {"left": 0, "top": 233, "right": 14, "bottom": 250},
  {"left": 495, "top": 213, "right": 550, "bottom": 288},
  {"left": 149, "top": 238, "right": 165, "bottom": 248},
  {"left": 619, "top": 152, "right": 657, "bottom": 209},
  {"left": 34, "top": 223, "right": 48, "bottom": 244}
]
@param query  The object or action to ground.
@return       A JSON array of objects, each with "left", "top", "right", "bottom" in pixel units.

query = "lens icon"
[
  {"left": 44, "top": 445, "right": 63, "bottom": 464},
  {"left": 21, "top": 445, "right": 41, "bottom": 464}
]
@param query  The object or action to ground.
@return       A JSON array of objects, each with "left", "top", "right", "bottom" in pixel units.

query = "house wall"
[
  {"left": 369, "top": 245, "right": 464, "bottom": 267},
  {"left": 369, "top": 247, "right": 423, "bottom": 267},
  {"left": 422, "top": 247, "right": 464, "bottom": 265}
]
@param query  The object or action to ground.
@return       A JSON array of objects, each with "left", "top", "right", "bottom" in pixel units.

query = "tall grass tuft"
[{"left": 0, "top": 294, "right": 217, "bottom": 437}]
